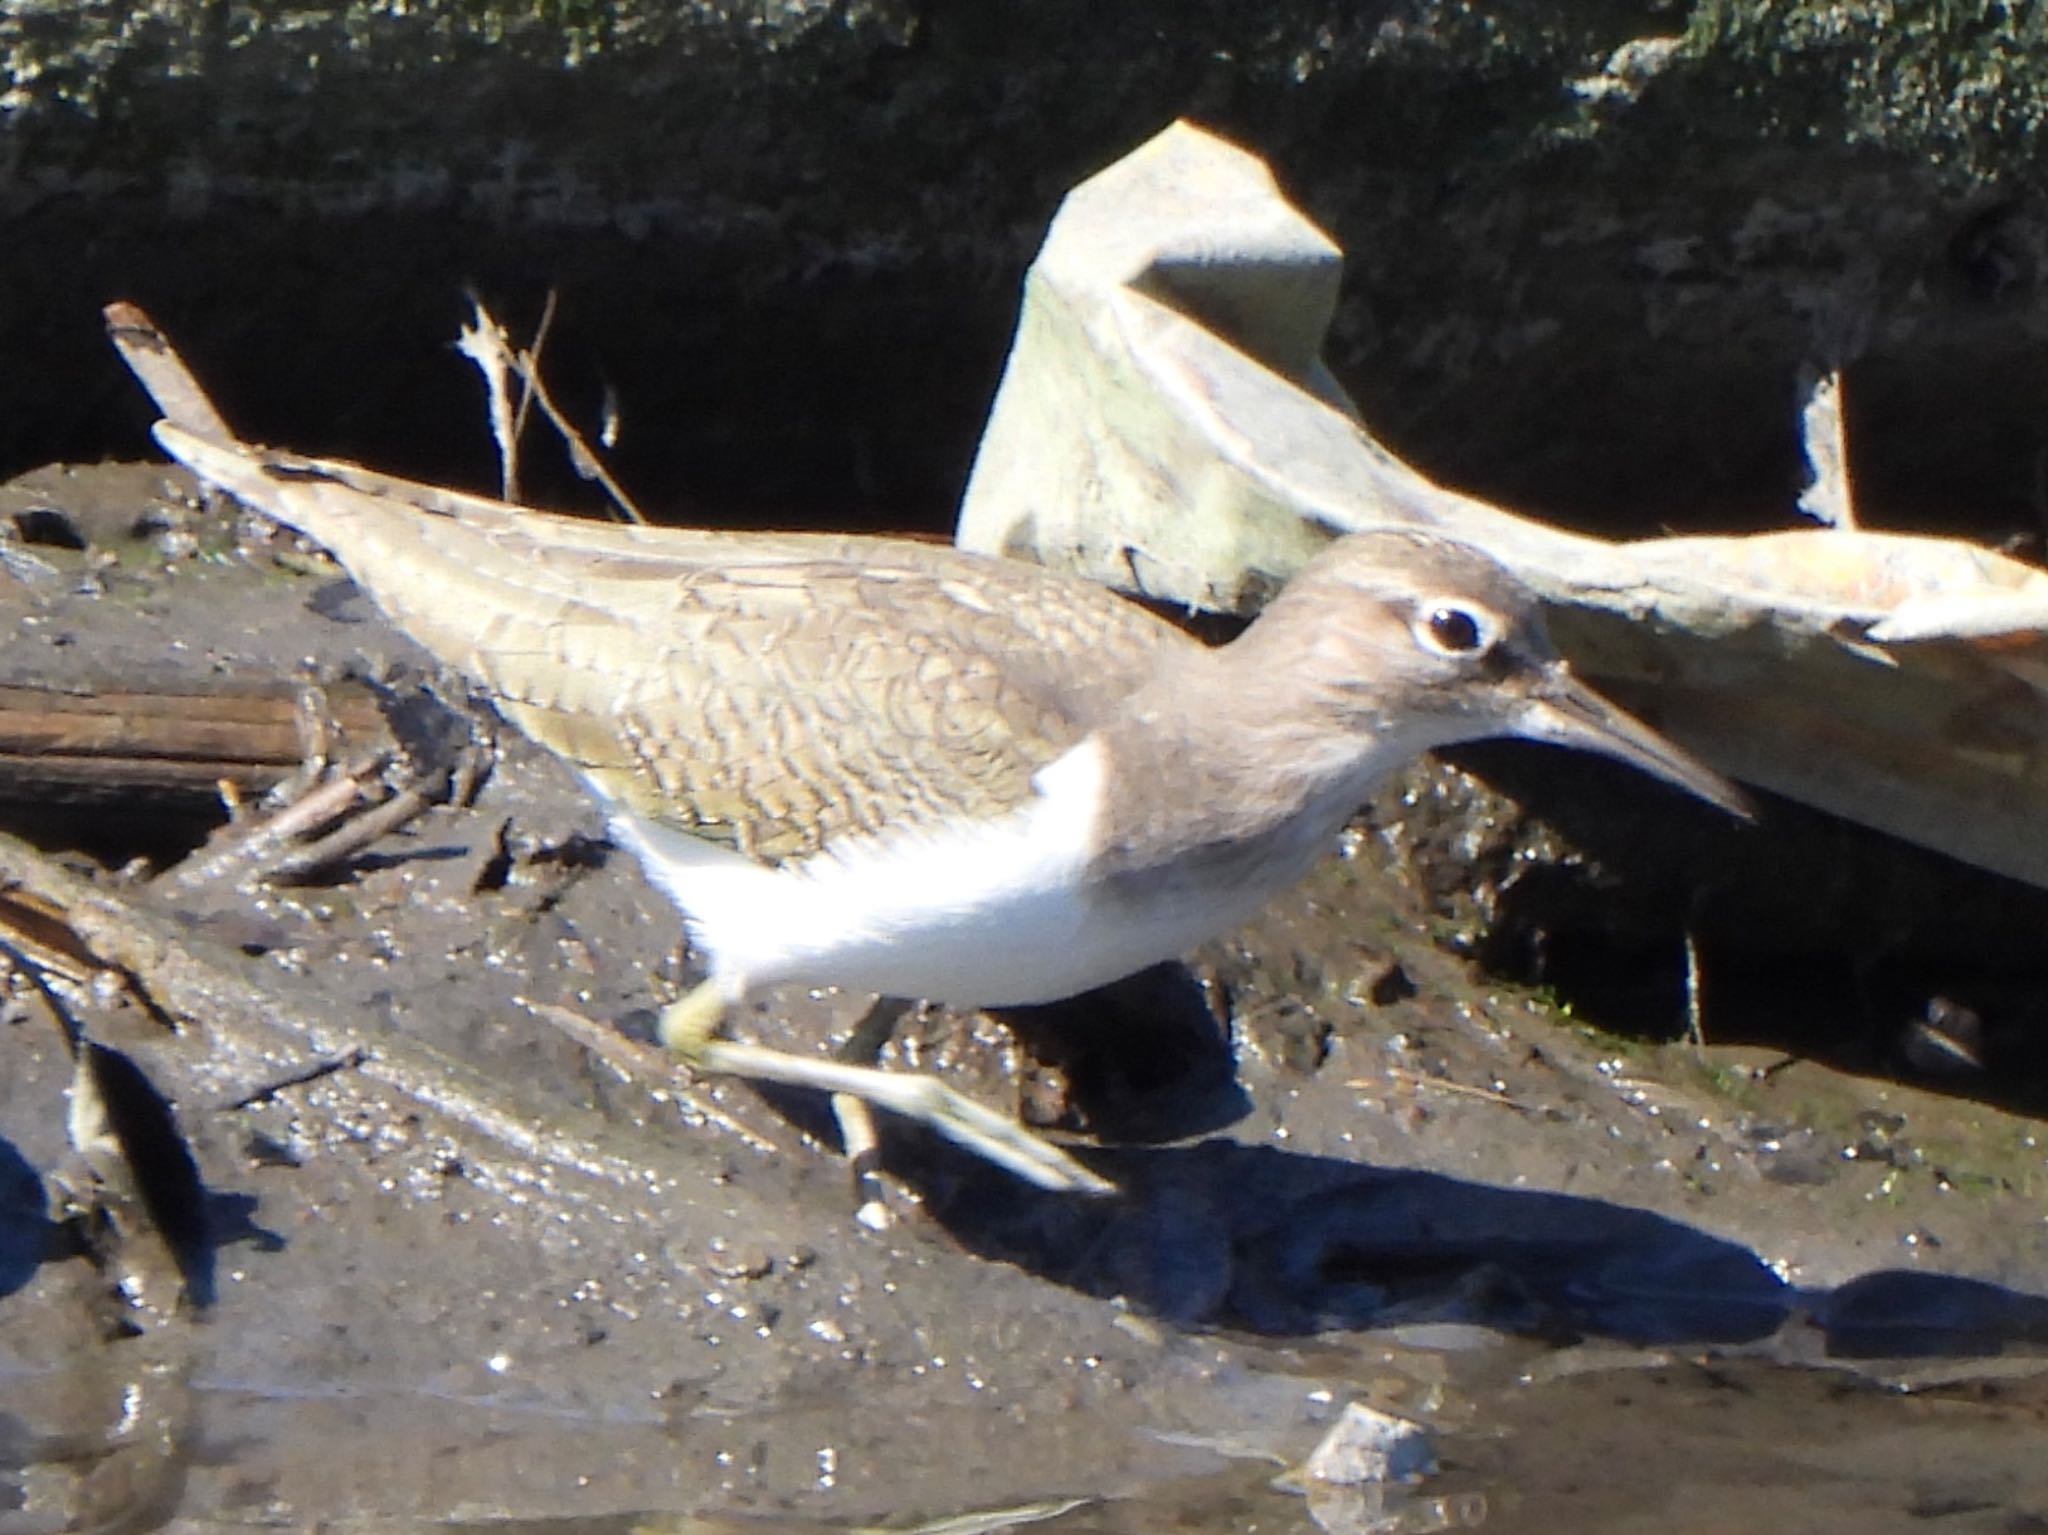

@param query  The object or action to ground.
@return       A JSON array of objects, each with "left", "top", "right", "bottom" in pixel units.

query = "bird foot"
[{"left": 684, "top": 1037, "right": 1117, "bottom": 1197}]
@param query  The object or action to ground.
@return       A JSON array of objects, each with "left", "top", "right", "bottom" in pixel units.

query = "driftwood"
[
  {"left": 0, "top": 678, "right": 386, "bottom": 810},
  {"left": 960, "top": 122, "right": 2048, "bottom": 890}
]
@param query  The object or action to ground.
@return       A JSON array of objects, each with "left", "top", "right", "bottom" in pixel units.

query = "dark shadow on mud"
[
  {"left": 680, "top": 934, "right": 2048, "bottom": 1362},
  {"left": 0, "top": 1134, "right": 57, "bottom": 1300},
  {"left": 1433, "top": 745, "right": 2048, "bottom": 1122},
  {"left": 993, "top": 964, "right": 1251, "bottom": 1144},
  {"left": 896, "top": 1133, "right": 2048, "bottom": 1359},
  {"left": 71, "top": 1043, "right": 221, "bottom": 1311}
]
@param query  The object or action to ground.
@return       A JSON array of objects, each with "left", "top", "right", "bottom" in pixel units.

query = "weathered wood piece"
[
  {"left": 0, "top": 679, "right": 385, "bottom": 808},
  {"left": 959, "top": 121, "right": 2048, "bottom": 889}
]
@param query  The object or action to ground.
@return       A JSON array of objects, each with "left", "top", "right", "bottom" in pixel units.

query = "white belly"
[{"left": 600, "top": 737, "right": 1313, "bottom": 1007}]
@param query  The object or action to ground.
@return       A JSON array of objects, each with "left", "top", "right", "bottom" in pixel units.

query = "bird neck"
[{"left": 1082, "top": 638, "right": 1410, "bottom": 891}]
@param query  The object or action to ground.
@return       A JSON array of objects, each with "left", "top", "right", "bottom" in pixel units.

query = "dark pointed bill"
[{"left": 1519, "top": 665, "right": 1754, "bottom": 820}]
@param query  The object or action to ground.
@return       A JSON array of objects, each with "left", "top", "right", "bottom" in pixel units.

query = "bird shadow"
[
  {"left": 724, "top": 968, "right": 2048, "bottom": 1361},
  {"left": 905, "top": 1133, "right": 2048, "bottom": 1360},
  {"left": 991, "top": 962, "right": 1252, "bottom": 1144}
]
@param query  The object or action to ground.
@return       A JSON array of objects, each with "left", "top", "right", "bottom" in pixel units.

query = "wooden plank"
[{"left": 0, "top": 678, "right": 388, "bottom": 806}]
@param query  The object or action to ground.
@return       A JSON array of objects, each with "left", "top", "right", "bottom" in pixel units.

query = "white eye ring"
[{"left": 1413, "top": 599, "right": 1495, "bottom": 658}]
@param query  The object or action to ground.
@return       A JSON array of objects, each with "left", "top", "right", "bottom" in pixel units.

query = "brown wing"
[{"left": 151, "top": 426, "right": 1181, "bottom": 863}]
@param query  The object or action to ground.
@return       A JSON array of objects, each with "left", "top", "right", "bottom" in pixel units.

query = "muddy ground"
[{"left": 2, "top": 461, "right": 2047, "bottom": 1533}]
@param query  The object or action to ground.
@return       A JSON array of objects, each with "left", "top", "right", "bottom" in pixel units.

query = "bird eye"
[{"left": 1416, "top": 602, "right": 1490, "bottom": 657}]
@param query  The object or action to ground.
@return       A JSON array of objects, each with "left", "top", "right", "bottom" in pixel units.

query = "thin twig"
[
  {"left": 1374, "top": 1067, "right": 1528, "bottom": 1112},
  {"left": 456, "top": 294, "right": 646, "bottom": 524},
  {"left": 510, "top": 286, "right": 558, "bottom": 460},
  {"left": 169, "top": 763, "right": 378, "bottom": 890},
  {"left": 224, "top": 1048, "right": 368, "bottom": 1110},
  {"left": 1683, "top": 926, "right": 1706, "bottom": 1057},
  {"left": 456, "top": 295, "right": 522, "bottom": 502},
  {"left": 266, "top": 780, "right": 436, "bottom": 883},
  {"left": 518, "top": 361, "right": 647, "bottom": 523},
  {"left": 518, "top": 996, "right": 790, "bottom": 1160}
]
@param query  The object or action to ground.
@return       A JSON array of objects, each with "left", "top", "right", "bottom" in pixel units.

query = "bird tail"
[{"left": 103, "top": 301, "right": 539, "bottom": 555}]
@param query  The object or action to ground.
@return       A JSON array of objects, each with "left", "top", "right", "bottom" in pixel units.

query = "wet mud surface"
[{"left": 2, "top": 462, "right": 2047, "bottom": 1532}]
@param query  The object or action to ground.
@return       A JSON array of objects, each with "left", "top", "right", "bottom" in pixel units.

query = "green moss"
[
  {"left": 1684, "top": 0, "right": 2048, "bottom": 184},
  {"left": 1565, "top": 1017, "right": 1648, "bottom": 1056},
  {"left": 1688, "top": 1055, "right": 1766, "bottom": 1112}
]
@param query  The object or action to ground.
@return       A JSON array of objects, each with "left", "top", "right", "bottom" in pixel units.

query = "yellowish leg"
[
  {"left": 831, "top": 997, "right": 914, "bottom": 1225},
  {"left": 655, "top": 981, "right": 1116, "bottom": 1197},
  {"left": 652, "top": 976, "right": 731, "bottom": 1058}
]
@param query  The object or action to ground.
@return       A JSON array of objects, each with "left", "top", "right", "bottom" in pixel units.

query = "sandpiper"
[{"left": 109, "top": 305, "right": 1747, "bottom": 1197}]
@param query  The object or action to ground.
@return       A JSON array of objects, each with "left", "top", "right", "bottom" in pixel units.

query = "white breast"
[{"left": 603, "top": 736, "right": 1241, "bottom": 1007}]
